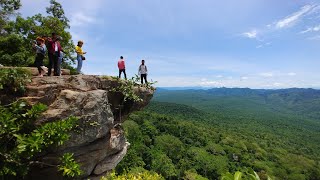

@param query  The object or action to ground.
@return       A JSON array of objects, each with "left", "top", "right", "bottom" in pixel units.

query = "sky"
[{"left": 19, "top": 0, "right": 320, "bottom": 88}]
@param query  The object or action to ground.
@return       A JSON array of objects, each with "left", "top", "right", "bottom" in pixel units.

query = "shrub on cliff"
[
  {"left": 102, "top": 168, "right": 164, "bottom": 180},
  {"left": 0, "top": 100, "right": 81, "bottom": 178},
  {"left": 0, "top": 68, "right": 31, "bottom": 95}
]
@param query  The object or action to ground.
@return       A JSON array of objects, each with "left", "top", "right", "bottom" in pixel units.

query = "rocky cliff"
[{"left": 20, "top": 75, "right": 154, "bottom": 180}]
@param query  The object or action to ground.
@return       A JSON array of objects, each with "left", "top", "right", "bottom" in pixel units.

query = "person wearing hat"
[
  {"left": 75, "top": 40, "right": 86, "bottom": 74},
  {"left": 33, "top": 37, "right": 47, "bottom": 77}
]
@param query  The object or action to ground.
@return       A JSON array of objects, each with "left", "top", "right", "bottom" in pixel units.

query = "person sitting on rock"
[{"left": 32, "top": 37, "right": 47, "bottom": 77}]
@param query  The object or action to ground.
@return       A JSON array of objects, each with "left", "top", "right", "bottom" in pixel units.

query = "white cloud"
[
  {"left": 259, "top": 72, "right": 273, "bottom": 77},
  {"left": 287, "top": 72, "right": 297, "bottom": 76},
  {"left": 242, "top": 4, "right": 320, "bottom": 45},
  {"left": 240, "top": 76, "right": 249, "bottom": 81},
  {"left": 200, "top": 80, "right": 221, "bottom": 87},
  {"left": 308, "top": 35, "right": 320, "bottom": 40},
  {"left": 242, "top": 29, "right": 258, "bottom": 39},
  {"left": 275, "top": 5, "right": 315, "bottom": 29},
  {"left": 256, "top": 42, "right": 271, "bottom": 49},
  {"left": 70, "top": 12, "right": 97, "bottom": 27},
  {"left": 273, "top": 82, "right": 283, "bottom": 87},
  {"left": 300, "top": 28, "right": 312, "bottom": 34},
  {"left": 215, "top": 75, "right": 223, "bottom": 78},
  {"left": 300, "top": 25, "right": 320, "bottom": 34}
]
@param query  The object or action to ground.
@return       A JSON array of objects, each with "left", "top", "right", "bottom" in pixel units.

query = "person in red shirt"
[
  {"left": 46, "top": 32, "right": 63, "bottom": 76},
  {"left": 118, "top": 56, "right": 127, "bottom": 79}
]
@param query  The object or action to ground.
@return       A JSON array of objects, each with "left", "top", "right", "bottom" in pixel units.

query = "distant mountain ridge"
[{"left": 153, "top": 87, "right": 320, "bottom": 120}]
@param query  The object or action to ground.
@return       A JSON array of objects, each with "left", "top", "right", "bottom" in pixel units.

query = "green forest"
[{"left": 115, "top": 88, "right": 320, "bottom": 180}]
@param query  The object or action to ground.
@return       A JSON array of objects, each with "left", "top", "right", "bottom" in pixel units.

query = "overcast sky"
[{"left": 20, "top": 0, "right": 320, "bottom": 88}]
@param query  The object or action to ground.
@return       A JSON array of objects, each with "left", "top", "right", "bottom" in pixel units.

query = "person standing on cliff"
[
  {"left": 138, "top": 60, "right": 148, "bottom": 84},
  {"left": 46, "top": 32, "right": 63, "bottom": 76},
  {"left": 118, "top": 56, "right": 127, "bottom": 79},
  {"left": 32, "top": 37, "right": 47, "bottom": 77},
  {"left": 75, "top": 40, "right": 86, "bottom": 74}
]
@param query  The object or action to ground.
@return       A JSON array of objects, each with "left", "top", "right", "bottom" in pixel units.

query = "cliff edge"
[{"left": 21, "top": 75, "right": 154, "bottom": 180}]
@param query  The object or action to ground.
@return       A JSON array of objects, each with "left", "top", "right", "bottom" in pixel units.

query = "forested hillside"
[
  {"left": 115, "top": 88, "right": 320, "bottom": 180},
  {"left": 155, "top": 88, "right": 320, "bottom": 120}
]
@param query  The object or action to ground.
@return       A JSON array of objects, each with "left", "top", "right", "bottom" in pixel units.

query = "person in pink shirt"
[{"left": 118, "top": 56, "right": 127, "bottom": 79}]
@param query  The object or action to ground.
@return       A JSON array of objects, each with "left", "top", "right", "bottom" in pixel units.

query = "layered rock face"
[{"left": 21, "top": 75, "right": 154, "bottom": 180}]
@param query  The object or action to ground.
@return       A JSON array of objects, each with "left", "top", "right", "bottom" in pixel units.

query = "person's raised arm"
[{"left": 34, "top": 44, "right": 45, "bottom": 54}]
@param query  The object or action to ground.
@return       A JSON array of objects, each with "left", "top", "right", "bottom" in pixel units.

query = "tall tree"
[
  {"left": 0, "top": 0, "right": 21, "bottom": 35},
  {"left": 46, "top": 0, "right": 70, "bottom": 28},
  {"left": 0, "top": 0, "right": 21, "bottom": 12}
]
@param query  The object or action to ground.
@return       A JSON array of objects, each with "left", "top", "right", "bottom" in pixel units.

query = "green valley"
[{"left": 116, "top": 88, "right": 320, "bottom": 180}]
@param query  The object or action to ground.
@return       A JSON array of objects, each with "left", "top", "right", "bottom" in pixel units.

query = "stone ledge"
[{"left": 0, "top": 66, "right": 71, "bottom": 75}]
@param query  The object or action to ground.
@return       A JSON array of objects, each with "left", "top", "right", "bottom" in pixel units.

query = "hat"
[
  {"left": 78, "top": 40, "right": 84, "bottom": 44},
  {"left": 36, "top": 37, "right": 45, "bottom": 42}
]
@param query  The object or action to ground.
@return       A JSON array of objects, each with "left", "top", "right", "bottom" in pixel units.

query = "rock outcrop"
[
  {"left": 20, "top": 75, "right": 154, "bottom": 180},
  {"left": 0, "top": 66, "right": 71, "bottom": 75}
]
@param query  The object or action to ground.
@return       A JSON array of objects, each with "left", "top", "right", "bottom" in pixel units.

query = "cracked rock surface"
[{"left": 20, "top": 75, "right": 154, "bottom": 180}]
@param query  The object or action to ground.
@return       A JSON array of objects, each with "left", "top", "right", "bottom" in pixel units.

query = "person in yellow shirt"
[{"left": 75, "top": 40, "right": 86, "bottom": 74}]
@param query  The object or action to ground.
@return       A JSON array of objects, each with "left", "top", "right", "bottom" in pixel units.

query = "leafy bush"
[
  {"left": 58, "top": 153, "right": 82, "bottom": 177},
  {"left": 108, "top": 74, "right": 156, "bottom": 103},
  {"left": 221, "top": 170, "right": 272, "bottom": 180},
  {"left": 184, "top": 170, "right": 208, "bottom": 180},
  {"left": 101, "top": 168, "right": 164, "bottom": 180},
  {"left": 0, "top": 68, "right": 31, "bottom": 95},
  {"left": 0, "top": 34, "right": 33, "bottom": 67},
  {"left": 109, "top": 76, "right": 143, "bottom": 103},
  {"left": 0, "top": 100, "right": 81, "bottom": 178}
]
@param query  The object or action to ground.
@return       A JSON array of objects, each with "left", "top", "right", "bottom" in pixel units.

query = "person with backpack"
[
  {"left": 75, "top": 40, "right": 86, "bottom": 74},
  {"left": 138, "top": 60, "right": 148, "bottom": 84},
  {"left": 118, "top": 56, "right": 127, "bottom": 79},
  {"left": 32, "top": 37, "right": 47, "bottom": 77}
]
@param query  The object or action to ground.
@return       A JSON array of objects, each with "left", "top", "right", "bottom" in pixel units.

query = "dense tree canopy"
[{"left": 115, "top": 99, "right": 320, "bottom": 180}]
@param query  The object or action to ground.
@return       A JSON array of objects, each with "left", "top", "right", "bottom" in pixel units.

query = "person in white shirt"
[{"left": 138, "top": 60, "right": 148, "bottom": 84}]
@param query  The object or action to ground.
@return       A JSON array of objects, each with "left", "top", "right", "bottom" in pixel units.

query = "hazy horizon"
[{"left": 157, "top": 86, "right": 320, "bottom": 90}]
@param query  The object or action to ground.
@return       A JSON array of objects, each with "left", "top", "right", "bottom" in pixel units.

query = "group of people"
[
  {"left": 32, "top": 32, "right": 86, "bottom": 77},
  {"left": 32, "top": 34, "right": 149, "bottom": 84},
  {"left": 118, "top": 56, "right": 149, "bottom": 84}
]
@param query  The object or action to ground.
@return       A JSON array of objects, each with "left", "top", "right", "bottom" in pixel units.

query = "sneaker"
[{"left": 41, "top": 66, "right": 48, "bottom": 73}]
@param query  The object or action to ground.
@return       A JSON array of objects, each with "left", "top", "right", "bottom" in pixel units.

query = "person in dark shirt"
[{"left": 46, "top": 32, "right": 63, "bottom": 76}]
